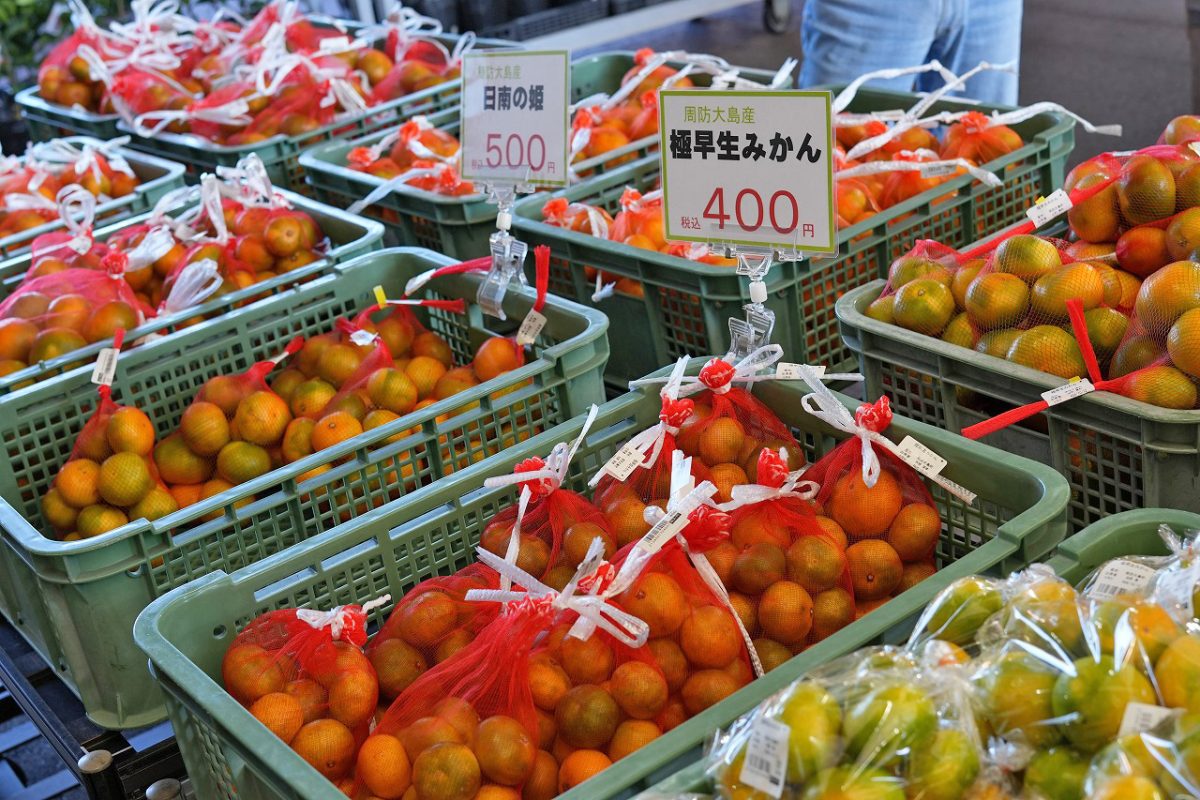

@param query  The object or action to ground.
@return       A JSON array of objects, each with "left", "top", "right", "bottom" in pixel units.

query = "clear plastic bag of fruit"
[
  {"left": 706, "top": 642, "right": 994, "bottom": 800},
  {"left": 220, "top": 593, "right": 391, "bottom": 778},
  {"left": 151, "top": 338, "right": 301, "bottom": 506},
  {"left": 794, "top": 367, "right": 976, "bottom": 609}
]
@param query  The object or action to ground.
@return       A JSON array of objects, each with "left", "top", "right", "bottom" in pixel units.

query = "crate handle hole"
[{"left": 212, "top": 625, "right": 227, "bottom": 639}]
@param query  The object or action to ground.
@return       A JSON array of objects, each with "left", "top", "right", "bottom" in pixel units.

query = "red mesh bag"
[
  {"left": 107, "top": 69, "right": 195, "bottom": 134},
  {"left": 370, "top": 34, "right": 466, "bottom": 103},
  {"left": 939, "top": 110, "right": 1024, "bottom": 163},
  {"left": 37, "top": 29, "right": 114, "bottom": 112},
  {"left": 608, "top": 187, "right": 665, "bottom": 249},
  {"left": 541, "top": 197, "right": 613, "bottom": 238},
  {"left": 789, "top": 373, "right": 959, "bottom": 605},
  {"left": 151, "top": 338, "right": 302, "bottom": 498},
  {"left": 1159, "top": 114, "right": 1200, "bottom": 146},
  {"left": 345, "top": 118, "right": 474, "bottom": 205},
  {"left": 220, "top": 596, "right": 390, "bottom": 781},
  {"left": 43, "top": 342, "right": 174, "bottom": 541},
  {"left": 476, "top": 408, "right": 616, "bottom": 585},
  {"left": 874, "top": 150, "right": 966, "bottom": 209},
  {"left": 719, "top": 447, "right": 860, "bottom": 643}
]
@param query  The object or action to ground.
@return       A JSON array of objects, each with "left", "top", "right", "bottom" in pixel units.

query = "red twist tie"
[
  {"left": 855, "top": 396, "right": 893, "bottom": 433},
  {"left": 336, "top": 606, "right": 369, "bottom": 647},
  {"left": 576, "top": 562, "right": 616, "bottom": 594},
  {"left": 683, "top": 505, "right": 732, "bottom": 552},
  {"left": 699, "top": 358, "right": 735, "bottom": 392},
  {"left": 532, "top": 245, "right": 550, "bottom": 313},
  {"left": 755, "top": 448, "right": 789, "bottom": 489},
  {"left": 633, "top": 47, "right": 654, "bottom": 66},
  {"left": 102, "top": 250, "right": 128, "bottom": 277},
  {"left": 865, "top": 119, "right": 888, "bottom": 137},
  {"left": 346, "top": 147, "right": 374, "bottom": 169},
  {"left": 542, "top": 197, "right": 568, "bottom": 223},
  {"left": 619, "top": 187, "right": 643, "bottom": 210},
  {"left": 961, "top": 110, "right": 991, "bottom": 135},
  {"left": 659, "top": 396, "right": 694, "bottom": 429},
  {"left": 334, "top": 317, "right": 361, "bottom": 336},
  {"left": 514, "top": 456, "right": 555, "bottom": 498}
]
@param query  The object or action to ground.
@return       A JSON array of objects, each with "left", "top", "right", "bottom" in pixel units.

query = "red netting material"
[{"left": 939, "top": 110, "right": 1024, "bottom": 164}]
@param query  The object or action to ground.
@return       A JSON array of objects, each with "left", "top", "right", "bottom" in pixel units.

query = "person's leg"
[
  {"left": 798, "top": 0, "right": 942, "bottom": 91},
  {"left": 935, "top": 0, "right": 1023, "bottom": 105}
]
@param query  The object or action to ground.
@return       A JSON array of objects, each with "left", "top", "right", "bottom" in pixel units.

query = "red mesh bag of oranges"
[
  {"left": 220, "top": 595, "right": 391, "bottom": 784},
  {"left": 369, "top": 29, "right": 470, "bottom": 104},
  {"left": 43, "top": 346, "right": 175, "bottom": 540},
  {"left": 716, "top": 447, "right": 862, "bottom": 656},
  {"left": 476, "top": 406, "right": 617, "bottom": 586},
  {"left": 24, "top": 135, "right": 143, "bottom": 201},
  {"left": 790, "top": 369, "right": 967, "bottom": 611},
  {"left": 36, "top": 24, "right": 117, "bottom": 114},
  {"left": 0, "top": 238, "right": 151, "bottom": 374},
  {"left": 151, "top": 338, "right": 302, "bottom": 510},
  {"left": 344, "top": 117, "right": 475, "bottom": 206}
]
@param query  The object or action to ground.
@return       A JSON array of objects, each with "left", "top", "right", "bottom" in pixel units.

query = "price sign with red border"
[
  {"left": 658, "top": 89, "right": 836, "bottom": 253},
  {"left": 461, "top": 50, "right": 570, "bottom": 187}
]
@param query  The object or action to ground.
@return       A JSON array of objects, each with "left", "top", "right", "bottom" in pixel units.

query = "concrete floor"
[{"left": 589, "top": 0, "right": 1196, "bottom": 166}]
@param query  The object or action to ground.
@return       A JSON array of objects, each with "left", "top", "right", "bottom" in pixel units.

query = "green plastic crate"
[
  {"left": 511, "top": 87, "right": 1074, "bottom": 389},
  {"left": 633, "top": 506, "right": 1200, "bottom": 799},
  {"left": 0, "top": 189, "right": 384, "bottom": 397},
  {"left": 837, "top": 280, "right": 1200, "bottom": 534},
  {"left": 114, "top": 34, "right": 513, "bottom": 193},
  {"left": 132, "top": 368, "right": 1068, "bottom": 800},
  {"left": 16, "top": 85, "right": 122, "bottom": 142},
  {"left": 0, "top": 143, "right": 185, "bottom": 260},
  {"left": 0, "top": 247, "right": 608, "bottom": 729},
  {"left": 299, "top": 51, "right": 779, "bottom": 258}
]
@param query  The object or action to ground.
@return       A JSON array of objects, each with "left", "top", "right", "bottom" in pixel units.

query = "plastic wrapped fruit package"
[
  {"left": 791, "top": 367, "right": 972, "bottom": 616},
  {"left": 706, "top": 644, "right": 997, "bottom": 800},
  {"left": 43, "top": 373, "right": 175, "bottom": 541},
  {"left": 716, "top": 447, "right": 873, "bottom": 660},
  {"left": 151, "top": 338, "right": 301, "bottom": 511},
  {"left": 220, "top": 595, "right": 390, "bottom": 784}
]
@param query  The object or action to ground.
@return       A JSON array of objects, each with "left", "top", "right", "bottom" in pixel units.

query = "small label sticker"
[
  {"left": 775, "top": 363, "right": 826, "bottom": 381},
  {"left": 897, "top": 435, "right": 948, "bottom": 477},
  {"left": 1087, "top": 560, "right": 1160, "bottom": 600},
  {"left": 318, "top": 35, "right": 352, "bottom": 52},
  {"left": 1119, "top": 702, "right": 1179, "bottom": 737},
  {"left": 637, "top": 508, "right": 690, "bottom": 555},
  {"left": 602, "top": 442, "right": 645, "bottom": 482},
  {"left": 919, "top": 161, "right": 959, "bottom": 178},
  {"left": 1042, "top": 379, "right": 1095, "bottom": 406},
  {"left": 90, "top": 347, "right": 118, "bottom": 386},
  {"left": 516, "top": 309, "right": 547, "bottom": 346},
  {"left": 1154, "top": 563, "right": 1200, "bottom": 622},
  {"left": 738, "top": 717, "right": 790, "bottom": 797},
  {"left": 1026, "top": 189, "right": 1074, "bottom": 228}
]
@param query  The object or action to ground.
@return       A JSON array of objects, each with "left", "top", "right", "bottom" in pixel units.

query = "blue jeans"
[{"left": 798, "top": 0, "right": 1023, "bottom": 105}]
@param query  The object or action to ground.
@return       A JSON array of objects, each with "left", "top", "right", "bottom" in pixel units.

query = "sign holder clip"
[
  {"left": 726, "top": 245, "right": 803, "bottom": 360},
  {"left": 477, "top": 182, "right": 535, "bottom": 320}
]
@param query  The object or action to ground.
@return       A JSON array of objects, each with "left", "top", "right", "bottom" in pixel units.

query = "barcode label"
[
  {"left": 602, "top": 442, "right": 644, "bottom": 482},
  {"left": 919, "top": 161, "right": 959, "bottom": 178},
  {"left": 636, "top": 508, "right": 689, "bottom": 555},
  {"left": 738, "top": 716, "right": 789, "bottom": 797},
  {"left": 897, "top": 435, "right": 947, "bottom": 477},
  {"left": 1042, "top": 379, "right": 1094, "bottom": 406},
  {"left": 1026, "top": 189, "right": 1074, "bottom": 227},
  {"left": 775, "top": 363, "right": 825, "bottom": 380},
  {"left": 1119, "top": 702, "right": 1179, "bottom": 737},
  {"left": 90, "top": 348, "right": 118, "bottom": 386},
  {"left": 1155, "top": 563, "right": 1199, "bottom": 621},
  {"left": 516, "top": 309, "right": 547, "bottom": 345},
  {"left": 1087, "top": 560, "right": 1159, "bottom": 600}
]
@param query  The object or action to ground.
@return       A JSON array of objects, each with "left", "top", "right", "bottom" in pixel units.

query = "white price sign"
[
  {"left": 461, "top": 50, "right": 570, "bottom": 187},
  {"left": 659, "top": 90, "right": 836, "bottom": 253}
]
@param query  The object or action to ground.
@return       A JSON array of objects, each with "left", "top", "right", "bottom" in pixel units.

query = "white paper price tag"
[
  {"left": 461, "top": 51, "right": 569, "bottom": 187},
  {"left": 1119, "top": 702, "right": 1179, "bottom": 737},
  {"left": 919, "top": 161, "right": 959, "bottom": 178},
  {"left": 318, "top": 35, "right": 351, "bottom": 53},
  {"left": 637, "top": 508, "right": 690, "bottom": 555},
  {"left": 897, "top": 435, "right": 947, "bottom": 477},
  {"left": 1155, "top": 563, "right": 1200, "bottom": 621},
  {"left": 1026, "top": 189, "right": 1074, "bottom": 228},
  {"left": 738, "top": 717, "right": 789, "bottom": 797},
  {"left": 1042, "top": 379, "right": 1095, "bottom": 406},
  {"left": 775, "top": 363, "right": 825, "bottom": 380},
  {"left": 90, "top": 348, "right": 118, "bottom": 386},
  {"left": 601, "top": 442, "right": 644, "bottom": 482},
  {"left": 1087, "top": 560, "right": 1159, "bottom": 601},
  {"left": 516, "top": 309, "right": 547, "bottom": 346},
  {"left": 659, "top": 89, "right": 836, "bottom": 253}
]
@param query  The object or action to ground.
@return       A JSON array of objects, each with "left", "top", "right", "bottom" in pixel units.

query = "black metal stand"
[{"left": 0, "top": 620, "right": 185, "bottom": 799}]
